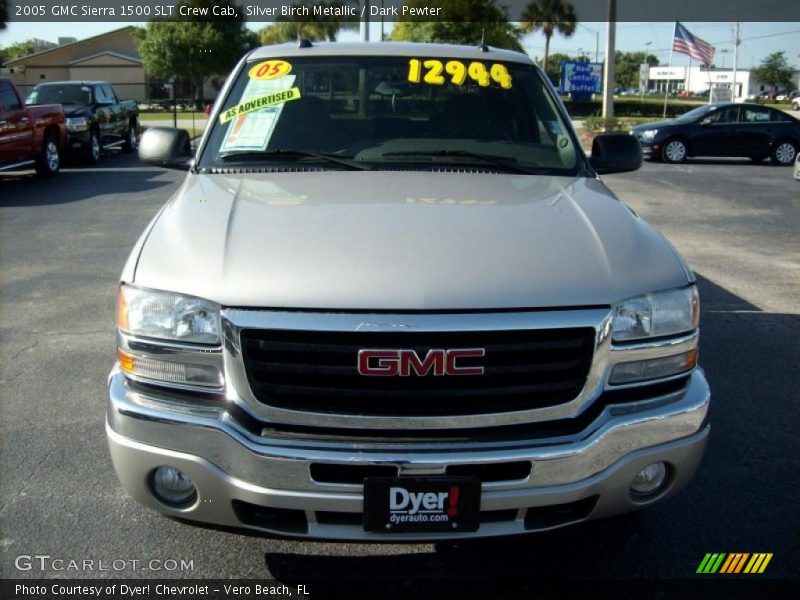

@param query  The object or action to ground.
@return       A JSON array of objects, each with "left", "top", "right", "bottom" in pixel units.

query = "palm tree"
[
  {"left": 520, "top": 0, "right": 577, "bottom": 72},
  {"left": 259, "top": 1, "right": 355, "bottom": 44}
]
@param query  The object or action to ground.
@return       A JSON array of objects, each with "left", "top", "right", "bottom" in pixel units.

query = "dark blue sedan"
[{"left": 632, "top": 103, "right": 800, "bottom": 165}]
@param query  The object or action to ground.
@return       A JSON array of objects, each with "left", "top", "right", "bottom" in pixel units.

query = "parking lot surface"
[{"left": 0, "top": 154, "right": 798, "bottom": 583}]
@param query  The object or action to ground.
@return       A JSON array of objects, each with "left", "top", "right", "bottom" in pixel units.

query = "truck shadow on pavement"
[
  {"left": 261, "top": 274, "right": 799, "bottom": 582},
  {"left": 0, "top": 153, "right": 174, "bottom": 207}
]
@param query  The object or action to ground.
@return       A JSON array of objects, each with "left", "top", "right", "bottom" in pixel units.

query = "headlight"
[
  {"left": 639, "top": 129, "right": 657, "bottom": 141},
  {"left": 117, "top": 284, "right": 221, "bottom": 344},
  {"left": 66, "top": 117, "right": 89, "bottom": 132},
  {"left": 612, "top": 286, "right": 699, "bottom": 342}
]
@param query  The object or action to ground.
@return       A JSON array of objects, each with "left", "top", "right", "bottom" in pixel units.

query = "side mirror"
[
  {"left": 139, "top": 127, "right": 193, "bottom": 171},
  {"left": 589, "top": 133, "right": 642, "bottom": 175},
  {"left": 700, "top": 117, "right": 712, "bottom": 126}
]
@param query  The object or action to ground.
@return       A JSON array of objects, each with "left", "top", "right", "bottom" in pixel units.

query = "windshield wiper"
[
  {"left": 217, "top": 149, "right": 371, "bottom": 171},
  {"left": 380, "top": 150, "right": 547, "bottom": 175}
]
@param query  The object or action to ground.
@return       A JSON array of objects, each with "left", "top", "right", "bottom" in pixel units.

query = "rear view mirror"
[
  {"left": 589, "top": 133, "right": 642, "bottom": 175},
  {"left": 139, "top": 127, "right": 193, "bottom": 171}
]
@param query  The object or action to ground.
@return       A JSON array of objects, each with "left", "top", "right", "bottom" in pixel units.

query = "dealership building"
[{"left": 647, "top": 65, "right": 800, "bottom": 101}]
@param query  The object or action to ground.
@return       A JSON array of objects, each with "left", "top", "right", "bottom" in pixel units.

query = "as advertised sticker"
[
  {"left": 407, "top": 59, "right": 513, "bottom": 89},
  {"left": 248, "top": 59, "right": 292, "bottom": 81},
  {"left": 219, "top": 87, "right": 301, "bottom": 124}
]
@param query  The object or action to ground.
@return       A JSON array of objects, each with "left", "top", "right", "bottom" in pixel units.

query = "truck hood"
[
  {"left": 131, "top": 172, "right": 691, "bottom": 309},
  {"left": 61, "top": 103, "right": 92, "bottom": 118}
]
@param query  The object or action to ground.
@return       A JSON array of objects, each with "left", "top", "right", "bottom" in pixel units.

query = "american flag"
[{"left": 672, "top": 22, "right": 716, "bottom": 65}]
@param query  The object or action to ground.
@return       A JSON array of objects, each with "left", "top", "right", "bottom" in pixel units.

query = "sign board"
[
  {"left": 649, "top": 67, "right": 686, "bottom": 81},
  {"left": 560, "top": 61, "right": 603, "bottom": 100},
  {"left": 710, "top": 85, "right": 733, "bottom": 103}
]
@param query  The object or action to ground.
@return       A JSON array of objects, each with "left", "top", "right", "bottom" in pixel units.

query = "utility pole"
[
  {"left": 731, "top": 22, "right": 740, "bottom": 102},
  {"left": 595, "top": 29, "right": 599, "bottom": 63},
  {"left": 602, "top": 0, "right": 616, "bottom": 119}
]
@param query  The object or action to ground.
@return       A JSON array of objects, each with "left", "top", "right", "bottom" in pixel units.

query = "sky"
[{"left": 1, "top": 21, "right": 799, "bottom": 70}]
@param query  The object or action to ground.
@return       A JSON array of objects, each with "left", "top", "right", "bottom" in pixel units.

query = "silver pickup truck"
[{"left": 107, "top": 42, "right": 709, "bottom": 540}]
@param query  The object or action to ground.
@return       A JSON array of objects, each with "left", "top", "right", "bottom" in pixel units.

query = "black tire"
[
  {"left": 122, "top": 122, "right": 137, "bottom": 153},
  {"left": 661, "top": 137, "right": 688, "bottom": 163},
  {"left": 86, "top": 129, "right": 101, "bottom": 165},
  {"left": 35, "top": 133, "right": 60, "bottom": 177},
  {"left": 770, "top": 140, "right": 797, "bottom": 166}
]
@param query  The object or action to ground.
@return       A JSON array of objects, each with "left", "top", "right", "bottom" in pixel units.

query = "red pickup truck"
[{"left": 0, "top": 78, "right": 67, "bottom": 176}]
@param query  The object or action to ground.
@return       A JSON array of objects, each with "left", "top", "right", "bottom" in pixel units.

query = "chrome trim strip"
[{"left": 0, "top": 159, "right": 36, "bottom": 171}]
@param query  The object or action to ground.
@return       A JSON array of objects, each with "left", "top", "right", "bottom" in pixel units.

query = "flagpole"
[
  {"left": 687, "top": 55, "right": 692, "bottom": 97},
  {"left": 663, "top": 21, "right": 676, "bottom": 118}
]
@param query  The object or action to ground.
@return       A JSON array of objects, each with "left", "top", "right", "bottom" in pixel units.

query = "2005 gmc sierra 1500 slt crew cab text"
[{"left": 107, "top": 42, "right": 709, "bottom": 541}]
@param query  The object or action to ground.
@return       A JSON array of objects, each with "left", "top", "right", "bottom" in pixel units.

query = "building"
[
  {"left": 5, "top": 27, "right": 147, "bottom": 101},
  {"left": 648, "top": 65, "right": 800, "bottom": 102},
  {"left": 648, "top": 66, "right": 753, "bottom": 101}
]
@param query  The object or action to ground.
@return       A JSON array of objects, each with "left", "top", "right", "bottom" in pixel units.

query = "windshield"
[
  {"left": 199, "top": 55, "right": 581, "bottom": 174},
  {"left": 26, "top": 84, "right": 93, "bottom": 106},
  {"left": 674, "top": 105, "right": 714, "bottom": 123}
]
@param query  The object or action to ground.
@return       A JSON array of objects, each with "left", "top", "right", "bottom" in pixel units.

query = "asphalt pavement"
[{"left": 0, "top": 152, "right": 798, "bottom": 588}]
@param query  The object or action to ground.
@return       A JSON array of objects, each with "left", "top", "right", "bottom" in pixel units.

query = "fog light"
[
  {"left": 630, "top": 462, "right": 668, "bottom": 496},
  {"left": 150, "top": 466, "right": 197, "bottom": 506}
]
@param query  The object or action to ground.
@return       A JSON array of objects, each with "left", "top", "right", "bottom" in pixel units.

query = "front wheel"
[
  {"left": 86, "top": 130, "right": 101, "bottom": 165},
  {"left": 771, "top": 140, "right": 797, "bottom": 166},
  {"left": 662, "top": 138, "right": 688, "bottom": 163},
  {"left": 35, "top": 134, "right": 60, "bottom": 177},
  {"left": 122, "top": 123, "right": 137, "bottom": 153}
]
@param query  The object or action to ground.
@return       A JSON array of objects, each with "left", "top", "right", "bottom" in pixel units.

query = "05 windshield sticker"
[
  {"left": 220, "top": 75, "right": 299, "bottom": 152},
  {"left": 248, "top": 59, "right": 292, "bottom": 81},
  {"left": 407, "top": 59, "right": 513, "bottom": 89}
]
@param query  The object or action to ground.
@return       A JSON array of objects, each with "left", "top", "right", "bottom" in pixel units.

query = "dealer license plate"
[{"left": 363, "top": 477, "right": 481, "bottom": 533}]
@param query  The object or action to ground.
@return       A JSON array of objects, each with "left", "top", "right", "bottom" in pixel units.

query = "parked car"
[
  {"left": 792, "top": 97, "right": 800, "bottom": 111},
  {"left": 108, "top": 41, "right": 709, "bottom": 541},
  {"left": 0, "top": 78, "right": 66, "bottom": 176},
  {"left": 632, "top": 102, "right": 800, "bottom": 165},
  {"left": 25, "top": 81, "right": 139, "bottom": 164}
]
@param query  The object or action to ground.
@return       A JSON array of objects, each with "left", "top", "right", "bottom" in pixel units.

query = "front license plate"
[{"left": 363, "top": 477, "right": 481, "bottom": 533}]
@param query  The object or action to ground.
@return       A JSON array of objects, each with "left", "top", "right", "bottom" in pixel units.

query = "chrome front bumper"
[{"left": 106, "top": 368, "right": 710, "bottom": 540}]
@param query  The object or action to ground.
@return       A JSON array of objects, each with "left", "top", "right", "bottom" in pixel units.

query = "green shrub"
[
  {"left": 583, "top": 114, "right": 636, "bottom": 133},
  {"left": 564, "top": 97, "right": 704, "bottom": 119}
]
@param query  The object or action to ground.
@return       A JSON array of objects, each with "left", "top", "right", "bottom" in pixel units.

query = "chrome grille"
[{"left": 240, "top": 327, "right": 595, "bottom": 417}]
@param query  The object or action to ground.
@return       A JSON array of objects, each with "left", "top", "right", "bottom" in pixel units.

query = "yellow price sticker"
[
  {"left": 407, "top": 59, "right": 513, "bottom": 89},
  {"left": 219, "top": 87, "right": 302, "bottom": 124},
  {"left": 248, "top": 59, "right": 292, "bottom": 81}
]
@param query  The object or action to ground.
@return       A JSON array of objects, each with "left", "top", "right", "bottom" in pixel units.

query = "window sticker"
[
  {"left": 407, "top": 59, "right": 513, "bottom": 89},
  {"left": 219, "top": 87, "right": 301, "bottom": 124},
  {"left": 220, "top": 75, "right": 299, "bottom": 152},
  {"left": 248, "top": 60, "right": 292, "bottom": 81}
]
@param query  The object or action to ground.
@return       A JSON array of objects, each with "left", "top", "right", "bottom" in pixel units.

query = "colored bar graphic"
[
  {"left": 698, "top": 552, "right": 773, "bottom": 574},
  {"left": 719, "top": 554, "right": 736, "bottom": 573}
]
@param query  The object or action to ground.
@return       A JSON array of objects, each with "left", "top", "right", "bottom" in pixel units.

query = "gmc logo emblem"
[{"left": 357, "top": 349, "right": 486, "bottom": 376}]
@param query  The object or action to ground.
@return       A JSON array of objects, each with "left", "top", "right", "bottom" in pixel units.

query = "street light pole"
[{"left": 602, "top": 0, "right": 616, "bottom": 119}]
